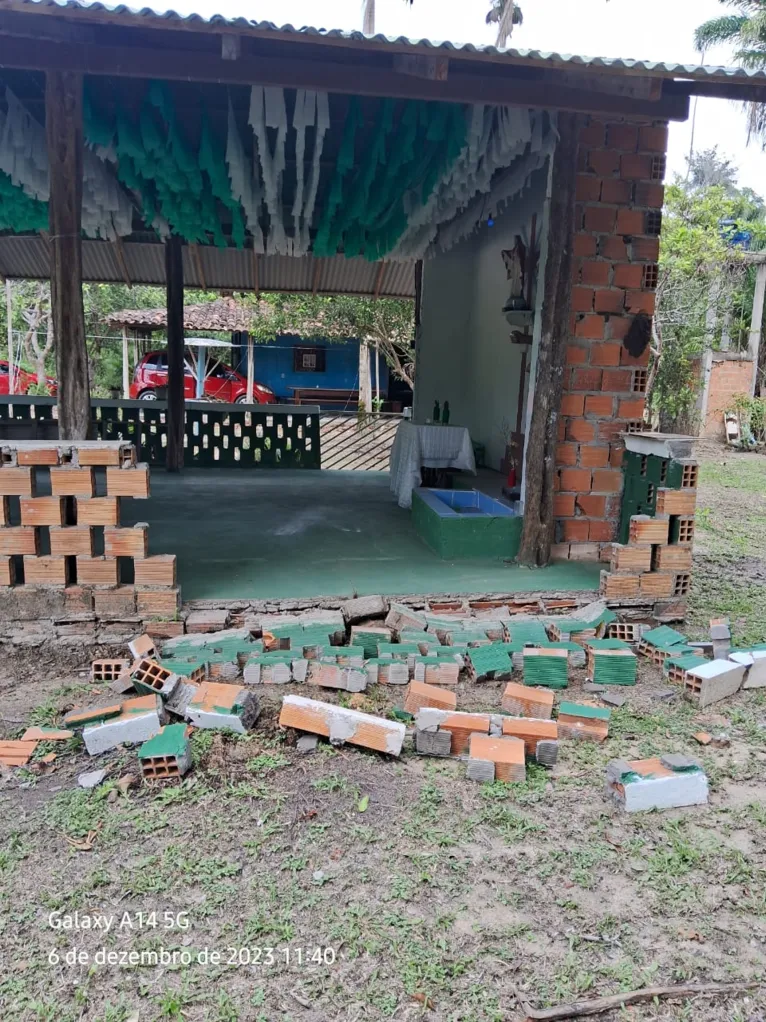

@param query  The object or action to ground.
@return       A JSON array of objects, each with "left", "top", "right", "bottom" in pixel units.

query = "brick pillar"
[{"left": 553, "top": 117, "right": 667, "bottom": 561}]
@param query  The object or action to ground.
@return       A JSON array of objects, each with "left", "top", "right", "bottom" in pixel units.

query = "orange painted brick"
[
  {"left": 23, "top": 555, "right": 71, "bottom": 586},
  {"left": 133, "top": 554, "right": 177, "bottom": 587},
  {"left": 656, "top": 488, "right": 697, "bottom": 515},
  {"left": 50, "top": 467, "right": 95, "bottom": 497},
  {"left": 654, "top": 545, "right": 693, "bottom": 571},
  {"left": 20, "top": 497, "right": 64, "bottom": 526},
  {"left": 631, "top": 236, "right": 660, "bottom": 261},
  {"left": 93, "top": 586, "right": 137, "bottom": 617},
  {"left": 0, "top": 467, "right": 35, "bottom": 496},
  {"left": 560, "top": 467, "right": 592, "bottom": 492},
  {"left": 571, "top": 286, "right": 595, "bottom": 312},
  {"left": 17, "top": 448, "right": 59, "bottom": 466},
  {"left": 592, "top": 469, "right": 623, "bottom": 492},
  {"left": 439, "top": 712, "right": 491, "bottom": 755},
  {"left": 599, "top": 420, "right": 628, "bottom": 442},
  {"left": 625, "top": 290, "right": 656, "bottom": 315},
  {"left": 587, "top": 149, "right": 620, "bottom": 177},
  {"left": 136, "top": 588, "right": 180, "bottom": 618},
  {"left": 567, "top": 418, "right": 596, "bottom": 443},
  {"left": 611, "top": 543, "right": 652, "bottom": 573},
  {"left": 0, "top": 555, "right": 15, "bottom": 586},
  {"left": 579, "top": 445, "right": 610, "bottom": 468},
  {"left": 576, "top": 493, "right": 607, "bottom": 517},
  {"left": 575, "top": 315, "right": 606, "bottom": 339},
  {"left": 76, "top": 446, "right": 131, "bottom": 467},
  {"left": 566, "top": 344, "right": 589, "bottom": 365},
  {"left": 76, "top": 556, "right": 119, "bottom": 586},
  {"left": 580, "top": 120, "right": 606, "bottom": 147},
  {"left": 639, "top": 572, "right": 674, "bottom": 598},
  {"left": 588, "top": 520, "right": 616, "bottom": 542},
  {"left": 104, "top": 525, "right": 149, "bottom": 559},
  {"left": 594, "top": 289, "right": 625, "bottom": 314},
  {"left": 502, "top": 717, "right": 558, "bottom": 756},
  {"left": 279, "top": 695, "right": 405, "bottom": 756},
  {"left": 554, "top": 493, "right": 576, "bottom": 517},
  {"left": 609, "top": 446, "right": 624, "bottom": 468},
  {"left": 404, "top": 681, "right": 457, "bottom": 714},
  {"left": 620, "top": 153, "right": 653, "bottom": 179},
  {"left": 0, "top": 496, "right": 8, "bottom": 526},
  {"left": 590, "top": 343, "right": 622, "bottom": 366},
  {"left": 600, "top": 178, "right": 631, "bottom": 204},
  {"left": 621, "top": 344, "right": 650, "bottom": 367},
  {"left": 106, "top": 464, "right": 150, "bottom": 499},
  {"left": 618, "top": 398, "right": 646, "bottom": 419},
  {"left": 601, "top": 236, "right": 629, "bottom": 260},
  {"left": 561, "top": 394, "right": 585, "bottom": 416},
  {"left": 635, "top": 181, "right": 665, "bottom": 207},
  {"left": 50, "top": 527, "right": 94, "bottom": 557},
  {"left": 607, "top": 316, "right": 631, "bottom": 341},
  {"left": 630, "top": 515, "right": 669, "bottom": 544},
  {"left": 76, "top": 497, "right": 120, "bottom": 527},
  {"left": 613, "top": 264, "right": 644, "bottom": 289},
  {"left": 583, "top": 205, "right": 617, "bottom": 233},
  {"left": 558, "top": 706, "right": 609, "bottom": 742},
  {"left": 608, "top": 122, "right": 638, "bottom": 151},
  {"left": 639, "top": 124, "right": 668, "bottom": 152},
  {"left": 501, "top": 682, "right": 554, "bottom": 719},
  {"left": 576, "top": 175, "right": 601, "bottom": 202},
  {"left": 616, "top": 209, "right": 645, "bottom": 235},
  {"left": 600, "top": 571, "right": 640, "bottom": 598},
  {"left": 571, "top": 367, "right": 603, "bottom": 391},
  {"left": 0, "top": 527, "right": 39, "bottom": 555},
  {"left": 0, "top": 740, "right": 38, "bottom": 767},
  {"left": 563, "top": 519, "right": 590, "bottom": 542},
  {"left": 584, "top": 394, "right": 615, "bottom": 417},
  {"left": 556, "top": 443, "right": 579, "bottom": 467},
  {"left": 581, "top": 260, "right": 611, "bottom": 286},
  {"left": 601, "top": 368, "right": 633, "bottom": 391},
  {"left": 469, "top": 733, "right": 526, "bottom": 783},
  {"left": 573, "top": 234, "right": 597, "bottom": 257}
]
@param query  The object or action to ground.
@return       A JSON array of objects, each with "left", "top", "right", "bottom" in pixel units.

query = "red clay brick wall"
[
  {"left": 703, "top": 355, "right": 754, "bottom": 438},
  {"left": 553, "top": 117, "right": 666, "bottom": 562}
]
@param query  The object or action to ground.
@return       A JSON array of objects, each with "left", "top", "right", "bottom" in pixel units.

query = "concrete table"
[{"left": 389, "top": 422, "right": 476, "bottom": 508}]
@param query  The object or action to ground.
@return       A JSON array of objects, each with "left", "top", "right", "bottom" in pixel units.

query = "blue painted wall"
[{"left": 238, "top": 334, "right": 390, "bottom": 403}]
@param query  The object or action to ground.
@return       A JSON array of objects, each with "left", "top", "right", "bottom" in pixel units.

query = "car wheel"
[
  {"left": 234, "top": 395, "right": 251, "bottom": 404},
  {"left": 138, "top": 389, "right": 158, "bottom": 401}
]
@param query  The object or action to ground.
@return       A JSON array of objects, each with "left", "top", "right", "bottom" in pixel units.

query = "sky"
[{"left": 137, "top": 0, "right": 766, "bottom": 196}]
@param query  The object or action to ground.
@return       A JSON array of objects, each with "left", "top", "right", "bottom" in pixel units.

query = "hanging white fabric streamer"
[
  {"left": 226, "top": 96, "right": 264, "bottom": 253},
  {"left": 296, "top": 91, "right": 330, "bottom": 256},
  {"left": 390, "top": 107, "right": 543, "bottom": 260},
  {"left": 0, "top": 87, "right": 134, "bottom": 239},
  {"left": 249, "top": 85, "right": 289, "bottom": 255}
]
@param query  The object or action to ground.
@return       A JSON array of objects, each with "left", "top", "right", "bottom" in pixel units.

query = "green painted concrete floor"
[{"left": 124, "top": 469, "right": 601, "bottom": 600}]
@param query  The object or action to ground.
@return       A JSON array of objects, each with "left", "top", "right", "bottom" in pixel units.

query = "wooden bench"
[{"left": 290, "top": 388, "right": 360, "bottom": 407}]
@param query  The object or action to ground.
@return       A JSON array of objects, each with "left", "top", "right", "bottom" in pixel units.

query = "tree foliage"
[{"left": 652, "top": 157, "right": 766, "bottom": 427}]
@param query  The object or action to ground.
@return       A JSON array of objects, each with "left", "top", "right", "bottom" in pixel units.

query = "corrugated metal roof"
[
  {"left": 13, "top": 0, "right": 766, "bottom": 83},
  {"left": 0, "top": 234, "right": 416, "bottom": 297}
]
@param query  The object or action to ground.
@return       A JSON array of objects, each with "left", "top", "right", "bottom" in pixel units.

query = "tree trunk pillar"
[
  {"left": 518, "top": 112, "right": 581, "bottom": 566},
  {"left": 165, "top": 235, "right": 185, "bottom": 472},
  {"left": 46, "top": 70, "right": 90, "bottom": 439}
]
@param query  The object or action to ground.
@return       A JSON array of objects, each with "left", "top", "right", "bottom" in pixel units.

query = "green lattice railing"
[{"left": 0, "top": 397, "right": 321, "bottom": 469}]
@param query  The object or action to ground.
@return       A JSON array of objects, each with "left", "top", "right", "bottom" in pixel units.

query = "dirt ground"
[{"left": 1, "top": 444, "right": 766, "bottom": 1022}]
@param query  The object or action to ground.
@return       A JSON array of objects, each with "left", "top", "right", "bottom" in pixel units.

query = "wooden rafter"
[
  {"left": 372, "top": 262, "right": 387, "bottom": 301},
  {"left": 112, "top": 236, "right": 132, "bottom": 288},
  {"left": 190, "top": 243, "right": 207, "bottom": 291},
  {"left": 252, "top": 248, "right": 259, "bottom": 295},
  {"left": 311, "top": 259, "right": 322, "bottom": 296}
]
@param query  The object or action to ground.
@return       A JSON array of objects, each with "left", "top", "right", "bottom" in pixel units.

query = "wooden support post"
[
  {"left": 5, "top": 279, "right": 14, "bottom": 395},
  {"left": 121, "top": 326, "right": 130, "bottom": 400},
  {"left": 46, "top": 70, "right": 90, "bottom": 440},
  {"left": 748, "top": 263, "right": 766, "bottom": 395},
  {"left": 518, "top": 113, "right": 580, "bottom": 566},
  {"left": 246, "top": 334, "right": 254, "bottom": 404},
  {"left": 165, "top": 235, "right": 185, "bottom": 472}
]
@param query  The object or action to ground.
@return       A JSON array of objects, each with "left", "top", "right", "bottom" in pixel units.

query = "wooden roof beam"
[
  {"left": 112, "top": 236, "right": 132, "bottom": 288},
  {"left": 311, "top": 259, "right": 322, "bottom": 296},
  {"left": 189, "top": 243, "right": 207, "bottom": 291},
  {"left": 0, "top": 35, "right": 691, "bottom": 120},
  {"left": 372, "top": 262, "right": 387, "bottom": 300}
]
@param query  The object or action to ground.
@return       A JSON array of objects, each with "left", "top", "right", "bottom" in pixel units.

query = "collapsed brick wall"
[
  {"left": 703, "top": 355, "right": 755, "bottom": 438},
  {"left": 553, "top": 117, "right": 667, "bottom": 561}
]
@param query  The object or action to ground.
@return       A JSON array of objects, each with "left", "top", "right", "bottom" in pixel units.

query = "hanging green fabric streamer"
[{"left": 0, "top": 171, "right": 48, "bottom": 232}]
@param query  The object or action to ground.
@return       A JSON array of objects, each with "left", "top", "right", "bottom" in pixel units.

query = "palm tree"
[
  {"left": 361, "top": 0, "right": 522, "bottom": 48},
  {"left": 695, "top": 1, "right": 766, "bottom": 142}
]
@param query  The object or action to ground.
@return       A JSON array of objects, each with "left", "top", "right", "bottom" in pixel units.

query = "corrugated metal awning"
[{"left": 0, "top": 234, "right": 416, "bottom": 298}]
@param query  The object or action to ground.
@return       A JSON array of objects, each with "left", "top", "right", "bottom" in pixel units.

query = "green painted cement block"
[{"left": 411, "top": 490, "right": 522, "bottom": 561}]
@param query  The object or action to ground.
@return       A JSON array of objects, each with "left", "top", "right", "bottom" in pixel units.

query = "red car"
[
  {"left": 0, "top": 360, "right": 57, "bottom": 395},
  {"left": 129, "top": 349, "right": 276, "bottom": 404}
]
